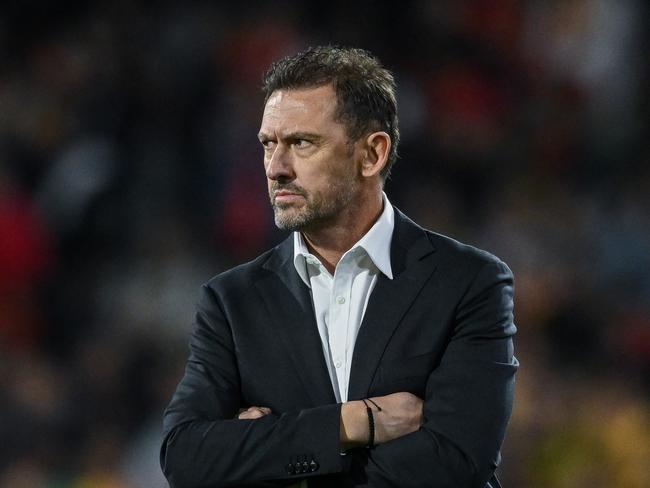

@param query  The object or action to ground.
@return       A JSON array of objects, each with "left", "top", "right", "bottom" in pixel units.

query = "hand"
[
  {"left": 340, "top": 392, "right": 423, "bottom": 449},
  {"left": 237, "top": 406, "right": 272, "bottom": 419},
  {"left": 370, "top": 392, "right": 423, "bottom": 444}
]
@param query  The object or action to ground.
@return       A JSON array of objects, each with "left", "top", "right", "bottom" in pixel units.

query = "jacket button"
[
  {"left": 286, "top": 463, "right": 295, "bottom": 475},
  {"left": 310, "top": 459, "right": 319, "bottom": 472}
]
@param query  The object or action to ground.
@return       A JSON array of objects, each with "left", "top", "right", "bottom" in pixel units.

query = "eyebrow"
[{"left": 257, "top": 131, "right": 323, "bottom": 142}]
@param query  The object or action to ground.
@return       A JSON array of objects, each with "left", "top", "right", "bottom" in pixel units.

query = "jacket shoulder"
[
  {"left": 394, "top": 207, "right": 510, "bottom": 274},
  {"left": 426, "top": 229, "right": 512, "bottom": 275}
]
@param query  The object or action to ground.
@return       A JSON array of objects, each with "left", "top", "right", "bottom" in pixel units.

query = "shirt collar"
[{"left": 293, "top": 192, "right": 394, "bottom": 286}]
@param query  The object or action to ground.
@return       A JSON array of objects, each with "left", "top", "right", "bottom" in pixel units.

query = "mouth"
[{"left": 273, "top": 190, "right": 305, "bottom": 204}]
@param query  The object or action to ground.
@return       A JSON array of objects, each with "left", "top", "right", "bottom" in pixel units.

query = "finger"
[
  {"left": 238, "top": 407, "right": 271, "bottom": 419},
  {"left": 237, "top": 407, "right": 254, "bottom": 418},
  {"left": 238, "top": 409, "right": 263, "bottom": 419}
]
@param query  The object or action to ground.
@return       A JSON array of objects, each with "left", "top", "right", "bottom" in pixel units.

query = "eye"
[
  {"left": 293, "top": 139, "right": 312, "bottom": 149},
  {"left": 260, "top": 139, "right": 276, "bottom": 150}
]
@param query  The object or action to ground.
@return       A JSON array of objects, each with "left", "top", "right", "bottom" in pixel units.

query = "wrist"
[
  {"left": 361, "top": 399, "right": 380, "bottom": 448},
  {"left": 340, "top": 400, "right": 368, "bottom": 450}
]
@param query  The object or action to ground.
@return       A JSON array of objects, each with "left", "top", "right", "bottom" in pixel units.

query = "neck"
[{"left": 302, "top": 191, "right": 383, "bottom": 274}]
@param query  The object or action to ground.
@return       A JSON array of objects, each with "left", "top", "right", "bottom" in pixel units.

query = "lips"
[{"left": 274, "top": 191, "right": 304, "bottom": 203}]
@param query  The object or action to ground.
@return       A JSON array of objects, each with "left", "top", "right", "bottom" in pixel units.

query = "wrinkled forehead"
[{"left": 260, "top": 85, "right": 339, "bottom": 133}]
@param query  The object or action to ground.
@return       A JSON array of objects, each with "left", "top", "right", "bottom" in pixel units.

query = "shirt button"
[
  {"left": 336, "top": 296, "right": 345, "bottom": 304},
  {"left": 335, "top": 360, "right": 343, "bottom": 368}
]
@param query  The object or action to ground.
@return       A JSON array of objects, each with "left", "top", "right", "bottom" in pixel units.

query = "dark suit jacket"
[{"left": 161, "top": 209, "right": 518, "bottom": 488}]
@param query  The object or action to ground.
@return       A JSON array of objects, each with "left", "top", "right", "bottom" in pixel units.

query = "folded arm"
[
  {"left": 161, "top": 285, "right": 346, "bottom": 487},
  {"left": 361, "top": 258, "right": 518, "bottom": 487},
  {"left": 162, "top": 285, "right": 428, "bottom": 488},
  {"left": 162, "top": 256, "right": 516, "bottom": 487}
]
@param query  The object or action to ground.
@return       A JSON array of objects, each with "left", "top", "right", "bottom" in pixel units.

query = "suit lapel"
[
  {"left": 257, "top": 237, "right": 337, "bottom": 406},
  {"left": 255, "top": 209, "right": 438, "bottom": 405},
  {"left": 347, "top": 209, "right": 438, "bottom": 400}
]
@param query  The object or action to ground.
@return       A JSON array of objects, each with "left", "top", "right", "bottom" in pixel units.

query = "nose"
[{"left": 265, "top": 144, "right": 294, "bottom": 182}]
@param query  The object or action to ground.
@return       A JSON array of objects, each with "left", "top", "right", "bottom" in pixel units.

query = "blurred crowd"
[{"left": 1, "top": 1, "right": 648, "bottom": 487}]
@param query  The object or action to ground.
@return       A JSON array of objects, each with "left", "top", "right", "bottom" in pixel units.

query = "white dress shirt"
[{"left": 292, "top": 193, "right": 394, "bottom": 403}]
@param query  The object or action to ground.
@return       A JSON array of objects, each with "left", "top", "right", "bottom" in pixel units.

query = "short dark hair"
[{"left": 262, "top": 46, "right": 400, "bottom": 179}]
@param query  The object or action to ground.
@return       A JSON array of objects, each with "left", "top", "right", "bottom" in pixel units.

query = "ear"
[{"left": 360, "top": 131, "right": 391, "bottom": 178}]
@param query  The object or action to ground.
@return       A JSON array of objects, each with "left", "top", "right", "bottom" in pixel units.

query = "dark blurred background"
[{"left": 1, "top": 1, "right": 648, "bottom": 486}]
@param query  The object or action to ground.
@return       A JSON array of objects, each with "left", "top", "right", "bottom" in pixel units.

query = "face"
[{"left": 258, "top": 84, "right": 361, "bottom": 232}]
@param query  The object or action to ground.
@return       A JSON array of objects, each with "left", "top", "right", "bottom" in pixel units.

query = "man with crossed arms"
[{"left": 161, "top": 46, "right": 518, "bottom": 487}]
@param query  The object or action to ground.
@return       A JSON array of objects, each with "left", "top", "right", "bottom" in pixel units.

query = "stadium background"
[{"left": 1, "top": 1, "right": 648, "bottom": 486}]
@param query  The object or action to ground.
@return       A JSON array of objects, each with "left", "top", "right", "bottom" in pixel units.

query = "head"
[
  {"left": 262, "top": 46, "right": 400, "bottom": 179},
  {"left": 259, "top": 46, "right": 400, "bottom": 232}
]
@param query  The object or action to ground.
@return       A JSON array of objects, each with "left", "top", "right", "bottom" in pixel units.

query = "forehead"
[{"left": 260, "top": 84, "right": 340, "bottom": 135}]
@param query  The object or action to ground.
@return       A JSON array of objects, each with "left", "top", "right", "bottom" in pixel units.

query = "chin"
[{"left": 274, "top": 211, "right": 305, "bottom": 231}]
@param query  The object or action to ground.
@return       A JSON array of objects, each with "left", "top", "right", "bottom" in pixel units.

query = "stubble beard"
[{"left": 271, "top": 179, "right": 358, "bottom": 232}]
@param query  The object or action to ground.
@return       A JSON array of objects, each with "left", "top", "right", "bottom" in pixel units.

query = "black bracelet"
[
  {"left": 361, "top": 399, "right": 382, "bottom": 449},
  {"left": 361, "top": 399, "right": 374, "bottom": 448}
]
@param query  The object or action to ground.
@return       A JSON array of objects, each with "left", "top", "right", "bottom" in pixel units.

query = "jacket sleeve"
[
  {"left": 362, "top": 258, "right": 518, "bottom": 488},
  {"left": 160, "top": 284, "right": 344, "bottom": 488}
]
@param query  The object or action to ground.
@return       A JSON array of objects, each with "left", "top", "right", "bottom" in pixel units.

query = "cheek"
[
  {"left": 327, "top": 157, "right": 358, "bottom": 183},
  {"left": 297, "top": 148, "right": 354, "bottom": 191}
]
